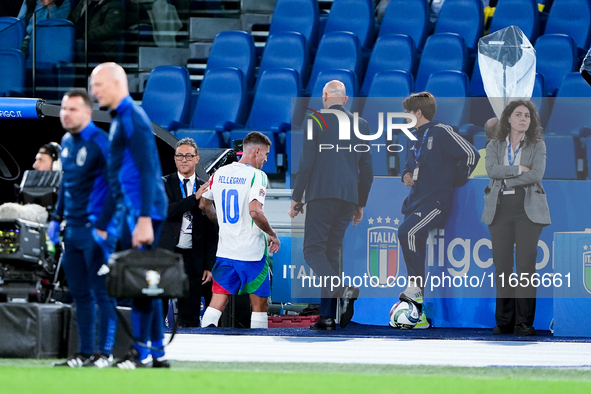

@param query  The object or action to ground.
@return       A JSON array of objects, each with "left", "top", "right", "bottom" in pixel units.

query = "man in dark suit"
[
  {"left": 161, "top": 137, "right": 217, "bottom": 327},
  {"left": 289, "top": 80, "right": 374, "bottom": 330}
]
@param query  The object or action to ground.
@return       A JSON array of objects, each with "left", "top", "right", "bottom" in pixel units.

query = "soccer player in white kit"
[{"left": 199, "top": 132, "right": 281, "bottom": 328}]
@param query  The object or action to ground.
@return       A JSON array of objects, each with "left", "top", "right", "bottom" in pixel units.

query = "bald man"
[
  {"left": 90, "top": 63, "right": 169, "bottom": 369},
  {"left": 289, "top": 80, "right": 374, "bottom": 330}
]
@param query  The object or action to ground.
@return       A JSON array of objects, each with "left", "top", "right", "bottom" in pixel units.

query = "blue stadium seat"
[
  {"left": 27, "top": 19, "right": 75, "bottom": 67},
  {"left": 543, "top": 0, "right": 591, "bottom": 57},
  {"left": 366, "top": 70, "right": 413, "bottom": 99},
  {"left": 268, "top": 0, "right": 319, "bottom": 54},
  {"left": 309, "top": 69, "right": 358, "bottom": 99},
  {"left": 174, "top": 130, "right": 224, "bottom": 149},
  {"left": 306, "top": 31, "right": 361, "bottom": 93},
  {"left": 26, "top": 19, "right": 75, "bottom": 99},
  {"left": 176, "top": 67, "right": 247, "bottom": 148},
  {"left": 434, "top": 0, "right": 484, "bottom": 52},
  {"left": 322, "top": 0, "right": 375, "bottom": 50},
  {"left": 229, "top": 69, "right": 301, "bottom": 175},
  {"left": 205, "top": 30, "right": 256, "bottom": 90},
  {"left": 0, "top": 49, "right": 25, "bottom": 96},
  {"left": 361, "top": 71, "right": 413, "bottom": 176},
  {"left": 285, "top": 129, "right": 304, "bottom": 185},
  {"left": 531, "top": 73, "right": 547, "bottom": 124},
  {"left": 415, "top": 33, "right": 468, "bottom": 92},
  {"left": 360, "top": 34, "right": 415, "bottom": 96},
  {"left": 424, "top": 70, "right": 470, "bottom": 129},
  {"left": 257, "top": 32, "right": 309, "bottom": 88},
  {"left": 545, "top": 73, "right": 591, "bottom": 137},
  {"left": 543, "top": 134, "right": 579, "bottom": 179},
  {"left": 0, "top": 17, "right": 25, "bottom": 51},
  {"left": 489, "top": 0, "right": 539, "bottom": 42},
  {"left": 472, "top": 132, "right": 488, "bottom": 150},
  {"left": 378, "top": 0, "right": 429, "bottom": 50},
  {"left": 246, "top": 68, "right": 300, "bottom": 133},
  {"left": 544, "top": 73, "right": 591, "bottom": 179},
  {"left": 535, "top": 34, "right": 577, "bottom": 97},
  {"left": 141, "top": 65, "right": 192, "bottom": 131},
  {"left": 469, "top": 55, "right": 486, "bottom": 97}
]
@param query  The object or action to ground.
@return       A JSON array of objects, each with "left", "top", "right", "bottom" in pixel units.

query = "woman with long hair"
[{"left": 481, "top": 100, "right": 551, "bottom": 336}]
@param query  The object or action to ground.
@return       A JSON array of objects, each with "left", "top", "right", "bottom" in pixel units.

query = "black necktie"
[{"left": 183, "top": 178, "right": 190, "bottom": 197}]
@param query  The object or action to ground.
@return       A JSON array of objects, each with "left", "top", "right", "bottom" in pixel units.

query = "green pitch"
[{"left": 2, "top": 360, "right": 591, "bottom": 394}]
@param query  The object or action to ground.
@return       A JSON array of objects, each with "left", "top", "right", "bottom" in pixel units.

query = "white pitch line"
[{"left": 164, "top": 334, "right": 591, "bottom": 368}]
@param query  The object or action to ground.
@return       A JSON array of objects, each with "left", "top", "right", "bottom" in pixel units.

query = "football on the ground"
[{"left": 389, "top": 300, "right": 420, "bottom": 329}]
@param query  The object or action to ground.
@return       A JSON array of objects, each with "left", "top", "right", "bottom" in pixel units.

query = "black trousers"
[
  {"left": 303, "top": 198, "right": 357, "bottom": 319},
  {"left": 488, "top": 188, "right": 544, "bottom": 327},
  {"left": 170, "top": 247, "right": 210, "bottom": 327}
]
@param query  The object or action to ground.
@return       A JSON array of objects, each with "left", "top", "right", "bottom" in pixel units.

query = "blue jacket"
[
  {"left": 401, "top": 120, "right": 479, "bottom": 215},
  {"left": 53, "top": 121, "right": 110, "bottom": 227},
  {"left": 96, "top": 95, "right": 167, "bottom": 230}
]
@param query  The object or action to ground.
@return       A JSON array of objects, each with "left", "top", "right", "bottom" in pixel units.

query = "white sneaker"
[
  {"left": 413, "top": 312, "right": 431, "bottom": 329},
  {"left": 400, "top": 285, "right": 423, "bottom": 304}
]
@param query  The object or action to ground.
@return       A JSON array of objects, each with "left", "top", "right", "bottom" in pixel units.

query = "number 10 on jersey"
[{"left": 221, "top": 188, "right": 239, "bottom": 224}]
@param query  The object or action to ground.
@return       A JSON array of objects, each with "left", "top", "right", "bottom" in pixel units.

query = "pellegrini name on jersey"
[{"left": 217, "top": 176, "right": 247, "bottom": 185}]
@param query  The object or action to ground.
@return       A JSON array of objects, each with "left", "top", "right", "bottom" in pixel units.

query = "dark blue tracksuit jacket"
[
  {"left": 401, "top": 120, "right": 480, "bottom": 215},
  {"left": 96, "top": 95, "right": 167, "bottom": 230}
]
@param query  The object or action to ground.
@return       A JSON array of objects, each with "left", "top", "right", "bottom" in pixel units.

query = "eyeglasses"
[{"left": 174, "top": 154, "right": 197, "bottom": 161}]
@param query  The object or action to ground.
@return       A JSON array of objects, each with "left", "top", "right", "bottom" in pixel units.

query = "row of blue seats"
[
  {"left": 268, "top": 0, "right": 591, "bottom": 57},
  {"left": 141, "top": 56, "right": 591, "bottom": 180}
]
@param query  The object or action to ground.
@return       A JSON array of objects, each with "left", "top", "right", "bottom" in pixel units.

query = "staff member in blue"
[
  {"left": 482, "top": 100, "right": 550, "bottom": 336},
  {"left": 50, "top": 89, "right": 118, "bottom": 368},
  {"left": 398, "top": 92, "right": 479, "bottom": 329},
  {"left": 90, "top": 62, "right": 169, "bottom": 369}
]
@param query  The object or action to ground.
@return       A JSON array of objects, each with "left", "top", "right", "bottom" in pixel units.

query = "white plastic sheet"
[{"left": 478, "top": 25, "right": 536, "bottom": 118}]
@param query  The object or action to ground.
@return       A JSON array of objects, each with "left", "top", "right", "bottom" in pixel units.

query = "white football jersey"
[{"left": 202, "top": 162, "right": 268, "bottom": 261}]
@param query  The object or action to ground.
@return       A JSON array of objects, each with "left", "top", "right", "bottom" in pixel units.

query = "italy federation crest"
[
  {"left": 584, "top": 251, "right": 591, "bottom": 294},
  {"left": 367, "top": 226, "right": 399, "bottom": 288}
]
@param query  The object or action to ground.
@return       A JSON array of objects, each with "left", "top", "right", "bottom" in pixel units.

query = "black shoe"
[
  {"left": 492, "top": 325, "right": 513, "bottom": 335},
  {"left": 114, "top": 347, "right": 152, "bottom": 369},
  {"left": 52, "top": 354, "right": 89, "bottom": 368},
  {"left": 82, "top": 353, "right": 113, "bottom": 368},
  {"left": 339, "top": 286, "right": 359, "bottom": 328},
  {"left": 309, "top": 316, "right": 336, "bottom": 331},
  {"left": 514, "top": 323, "right": 536, "bottom": 336},
  {"left": 152, "top": 356, "right": 171, "bottom": 368}
]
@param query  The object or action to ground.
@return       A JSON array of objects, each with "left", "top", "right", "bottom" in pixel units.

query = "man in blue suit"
[{"left": 290, "top": 80, "right": 374, "bottom": 330}]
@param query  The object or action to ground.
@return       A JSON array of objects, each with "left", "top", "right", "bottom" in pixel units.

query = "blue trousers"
[{"left": 62, "top": 224, "right": 118, "bottom": 356}]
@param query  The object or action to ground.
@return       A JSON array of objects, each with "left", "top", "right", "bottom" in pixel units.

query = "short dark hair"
[
  {"left": 39, "top": 142, "right": 61, "bottom": 162},
  {"left": 403, "top": 92, "right": 437, "bottom": 121},
  {"left": 175, "top": 137, "right": 199, "bottom": 155},
  {"left": 496, "top": 100, "right": 543, "bottom": 145},
  {"left": 243, "top": 131, "right": 272, "bottom": 148},
  {"left": 64, "top": 88, "right": 93, "bottom": 109}
]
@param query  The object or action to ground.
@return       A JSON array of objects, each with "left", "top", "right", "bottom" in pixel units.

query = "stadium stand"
[
  {"left": 175, "top": 67, "right": 247, "bottom": 148},
  {"left": 257, "top": 31, "right": 309, "bottom": 89},
  {"left": 204, "top": 30, "right": 256, "bottom": 90},
  {"left": 141, "top": 65, "right": 192, "bottom": 131},
  {"left": 535, "top": 33, "right": 577, "bottom": 97},
  {"left": 322, "top": 0, "right": 375, "bottom": 51},
  {"left": 378, "top": 0, "right": 430, "bottom": 51},
  {"left": 268, "top": 0, "right": 320, "bottom": 55},
  {"left": 306, "top": 31, "right": 362, "bottom": 94},
  {"left": 543, "top": 0, "right": 591, "bottom": 59},
  {"left": 360, "top": 34, "right": 415, "bottom": 96},
  {"left": 488, "top": 0, "right": 540, "bottom": 42},
  {"left": 0, "top": 16, "right": 25, "bottom": 51},
  {"left": 0, "top": 49, "right": 25, "bottom": 96},
  {"left": 415, "top": 32, "right": 468, "bottom": 92},
  {"left": 434, "top": 0, "right": 484, "bottom": 53}
]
